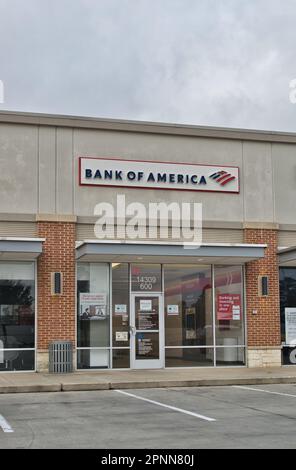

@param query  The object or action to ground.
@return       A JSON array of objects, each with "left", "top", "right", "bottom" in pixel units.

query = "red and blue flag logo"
[{"left": 209, "top": 170, "right": 236, "bottom": 186}]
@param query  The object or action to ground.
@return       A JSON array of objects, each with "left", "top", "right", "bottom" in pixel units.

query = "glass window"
[
  {"left": 0, "top": 349, "right": 35, "bottom": 372},
  {"left": 136, "top": 332, "right": 159, "bottom": 360},
  {"left": 280, "top": 268, "right": 296, "bottom": 343},
  {"left": 215, "top": 266, "right": 245, "bottom": 347},
  {"left": 282, "top": 347, "right": 296, "bottom": 365},
  {"left": 135, "top": 296, "right": 159, "bottom": 330},
  {"left": 77, "top": 263, "right": 110, "bottom": 369},
  {"left": 279, "top": 268, "right": 296, "bottom": 365},
  {"left": 216, "top": 347, "right": 245, "bottom": 366},
  {"left": 112, "top": 263, "right": 130, "bottom": 348},
  {"left": 112, "top": 349, "right": 130, "bottom": 368},
  {"left": 164, "top": 265, "right": 213, "bottom": 347},
  {"left": 77, "top": 349, "right": 110, "bottom": 370},
  {"left": 131, "top": 264, "right": 162, "bottom": 292},
  {"left": 0, "top": 262, "right": 35, "bottom": 371},
  {"left": 165, "top": 348, "right": 214, "bottom": 367},
  {"left": 76, "top": 262, "right": 247, "bottom": 369}
]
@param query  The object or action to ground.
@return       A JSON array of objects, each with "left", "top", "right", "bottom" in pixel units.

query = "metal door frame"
[{"left": 130, "top": 292, "right": 164, "bottom": 369}]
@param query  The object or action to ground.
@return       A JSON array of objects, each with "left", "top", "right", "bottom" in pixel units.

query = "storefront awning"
[
  {"left": 278, "top": 246, "right": 296, "bottom": 266},
  {"left": 0, "top": 237, "right": 44, "bottom": 260},
  {"left": 76, "top": 240, "right": 266, "bottom": 264}
]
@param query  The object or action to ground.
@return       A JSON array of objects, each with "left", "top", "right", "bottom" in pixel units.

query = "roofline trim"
[{"left": 0, "top": 110, "right": 296, "bottom": 143}]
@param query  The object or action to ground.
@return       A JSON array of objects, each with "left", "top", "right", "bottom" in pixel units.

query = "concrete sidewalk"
[{"left": 0, "top": 367, "right": 296, "bottom": 393}]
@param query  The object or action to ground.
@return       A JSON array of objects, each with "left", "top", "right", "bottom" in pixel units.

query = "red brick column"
[
  {"left": 244, "top": 227, "right": 281, "bottom": 367},
  {"left": 36, "top": 218, "right": 76, "bottom": 371}
]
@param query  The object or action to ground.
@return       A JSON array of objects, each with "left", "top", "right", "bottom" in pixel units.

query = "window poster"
[
  {"left": 138, "top": 313, "right": 158, "bottom": 330},
  {"left": 167, "top": 304, "right": 179, "bottom": 315},
  {"left": 217, "top": 294, "right": 241, "bottom": 321},
  {"left": 285, "top": 308, "right": 296, "bottom": 346},
  {"left": 115, "top": 331, "right": 129, "bottom": 342},
  {"left": 79, "top": 293, "right": 107, "bottom": 320},
  {"left": 140, "top": 299, "right": 152, "bottom": 311},
  {"left": 137, "top": 337, "right": 153, "bottom": 357},
  {"left": 115, "top": 304, "right": 127, "bottom": 315}
]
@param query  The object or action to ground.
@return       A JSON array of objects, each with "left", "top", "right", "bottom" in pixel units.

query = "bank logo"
[
  {"left": 209, "top": 170, "right": 236, "bottom": 186},
  {"left": 80, "top": 158, "right": 240, "bottom": 193}
]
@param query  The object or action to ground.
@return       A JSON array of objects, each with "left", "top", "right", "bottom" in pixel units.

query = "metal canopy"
[
  {"left": 0, "top": 237, "right": 44, "bottom": 260},
  {"left": 76, "top": 240, "right": 266, "bottom": 265},
  {"left": 278, "top": 246, "right": 296, "bottom": 267}
]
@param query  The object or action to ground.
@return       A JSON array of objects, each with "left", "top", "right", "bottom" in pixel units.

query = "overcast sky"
[{"left": 0, "top": 0, "right": 295, "bottom": 131}]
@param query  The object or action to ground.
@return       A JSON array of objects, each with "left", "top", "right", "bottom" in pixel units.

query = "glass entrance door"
[{"left": 130, "top": 293, "right": 164, "bottom": 369}]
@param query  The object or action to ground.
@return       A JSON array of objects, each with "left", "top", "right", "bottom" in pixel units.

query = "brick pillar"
[
  {"left": 244, "top": 226, "right": 281, "bottom": 367},
  {"left": 36, "top": 217, "right": 76, "bottom": 372}
]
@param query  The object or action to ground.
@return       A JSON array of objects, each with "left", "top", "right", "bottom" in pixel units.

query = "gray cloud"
[{"left": 0, "top": 0, "right": 295, "bottom": 131}]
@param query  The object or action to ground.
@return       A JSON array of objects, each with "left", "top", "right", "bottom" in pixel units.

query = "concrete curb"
[
  {"left": 1, "top": 375, "right": 296, "bottom": 393},
  {"left": 62, "top": 382, "right": 109, "bottom": 391},
  {"left": 109, "top": 377, "right": 296, "bottom": 390},
  {"left": 0, "top": 384, "right": 62, "bottom": 394}
]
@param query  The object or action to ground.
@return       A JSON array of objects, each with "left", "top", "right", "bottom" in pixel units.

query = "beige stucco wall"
[{"left": 0, "top": 118, "right": 295, "bottom": 227}]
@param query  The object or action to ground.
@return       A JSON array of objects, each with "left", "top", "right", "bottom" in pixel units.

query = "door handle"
[{"left": 129, "top": 325, "right": 136, "bottom": 336}]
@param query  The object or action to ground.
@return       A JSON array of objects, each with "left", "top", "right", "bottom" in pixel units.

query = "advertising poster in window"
[
  {"left": 285, "top": 308, "right": 296, "bottom": 345},
  {"left": 217, "top": 294, "right": 241, "bottom": 321},
  {"left": 79, "top": 293, "right": 107, "bottom": 320}
]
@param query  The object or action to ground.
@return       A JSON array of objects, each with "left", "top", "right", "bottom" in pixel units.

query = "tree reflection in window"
[{"left": 0, "top": 280, "right": 35, "bottom": 348}]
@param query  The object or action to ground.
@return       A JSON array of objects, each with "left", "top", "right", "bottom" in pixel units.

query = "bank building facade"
[{"left": 0, "top": 110, "right": 295, "bottom": 373}]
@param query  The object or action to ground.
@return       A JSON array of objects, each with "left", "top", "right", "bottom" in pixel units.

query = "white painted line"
[
  {"left": 233, "top": 385, "right": 296, "bottom": 399},
  {"left": 0, "top": 415, "right": 14, "bottom": 433},
  {"left": 114, "top": 389, "right": 216, "bottom": 422}
]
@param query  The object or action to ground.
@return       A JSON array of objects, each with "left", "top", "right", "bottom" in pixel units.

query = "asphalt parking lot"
[{"left": 1, "top": 384, "right": 296, "bottom": 448}]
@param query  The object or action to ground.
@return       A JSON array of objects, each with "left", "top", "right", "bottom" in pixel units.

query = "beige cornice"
[
  {"left": 243, "top": 222, "right": 279, "bottom": 230},
  {"left": 36, "top": 214, "right": 77, "bottom": 223}
]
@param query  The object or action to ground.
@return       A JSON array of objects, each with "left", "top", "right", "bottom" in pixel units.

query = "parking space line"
[
  {"left": 114, "top": 389, "right": 216, "bottom": 422},
  {"left": 233, "top": 385, "right": 296, "bottom": 398},
  {"left": 0, "top": 415, "right": 14, "bottom": 433}
]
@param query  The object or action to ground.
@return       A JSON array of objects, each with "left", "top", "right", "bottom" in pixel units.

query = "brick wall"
[
  {"left": 244, "top": 229, "right": 281, "bottom": 347},
  {"left": 37, "top": 221, "right": 76, "bottom": 351}
]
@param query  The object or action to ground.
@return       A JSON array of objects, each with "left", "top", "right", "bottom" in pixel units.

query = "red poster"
[{"left": 217, "top": 294, "right": 241, "bottom": 320}]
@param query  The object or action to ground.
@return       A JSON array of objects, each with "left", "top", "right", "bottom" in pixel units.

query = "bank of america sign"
[{"left": 79, "top": 157, "right": 240, "bottom": 193}]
